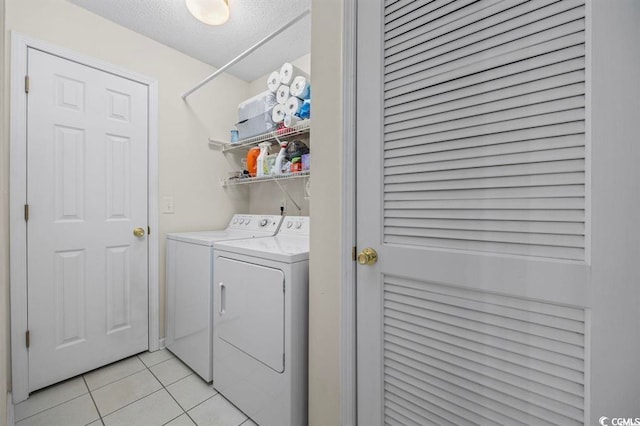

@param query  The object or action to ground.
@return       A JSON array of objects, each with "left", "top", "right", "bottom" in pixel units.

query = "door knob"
[
  {"left": 133, "top": 227, "right": 145, "bottom": 238},
  {"left": 357, "top": 248, "right": 378, "bottom": 265}
]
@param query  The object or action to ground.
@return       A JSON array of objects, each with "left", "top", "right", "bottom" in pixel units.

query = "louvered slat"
[
  {"left": 385, "top": 98, "right": 584, "bottom": 142},
  {"left": 384, "top": 217, "right": 584, "bottom": 235},
  {"left": 382, "top": 2, "right": 586, "bottom": 260},
  {"left": 386, "top": 339, "right": 584, "bottom": 422},
  {"left": 385, "top": 161, "right": 584, "bottom": 186},
  {"left": 385, "top": 208, "right": 584, "bottom": 222},
  {"left": 385, "top": 0, "right": 529, "bottom": 53},
  {"left": 385, "top": 3, "right": 585, "bottom": 73},
  {"left": 385, "top": 236, "right": 584, "bottom": 259},
  {"left": 385, "top": 172, "right": 585, "bottom": 193},
  {"left": 385, "top": 35, "right": 584, "bottom": 100},
  {"left": 386, "top": 353, "right": 582, "bottom": 424},
  {"left": 385, "top": 0, "right": 476, "bottom": 39},
  {"left": 385, "top": 0, "right": 582, "bottom": 62},
  {"left": 386, "top": 276, "right": 585, "bottom": 320},
  {"left": 385, "top": 111, "right": 585, "bottom": 150},
  {"left": 385, "top": 325, "right": 585, "bottom": 399},
  {"left": 384, "top": 315, "right": 585, "bottom": 385},
  {"left": 386, "top": 383, "right": 479, "bottom": 426},
  {"left": 385, "top": 134, "right": 584, "bottom": 163},
  {"left": 385, "top": 123, "right": 584, "bottom": 157},
  {"left": 385, "top": 20, "right": 585, "bottom": 90},
  {"left": 385, "top": 185, "right": 584, "bottom": 202},
  {"left": 385, "top": 70, "right": 585, "bottom": 125},
  {"left": 383, "top": 278, "right": 585, "bottom": 425},
  {"left": 385, "top": 146, "right": 585, "bottom": 175}
]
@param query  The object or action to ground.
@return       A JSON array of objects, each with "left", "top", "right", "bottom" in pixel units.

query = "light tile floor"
[{"left": 14, "top": 349, "right": 257, "bottom": 426}]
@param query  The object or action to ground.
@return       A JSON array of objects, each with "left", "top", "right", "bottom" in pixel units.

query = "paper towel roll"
[
  {"left": 285, "top": 97, "right": 303, "bottom": 116},
  {"left": 276, "top": 85, "right": 291, "bottom": 105},
  {"left": 267, "top": 71, "right": 281, "bottom": 92},
  {"left": 284, "top": 114, "right": 301, "bottom": 128},
  {"left": 272, "top": 104, "right": 286, "bottom": 123},
  {"left": 290, "top": 76, "right": 311, "bottom": 99},
  {"left": 280, "top": 62, "right": 309, "bottom": 86}
]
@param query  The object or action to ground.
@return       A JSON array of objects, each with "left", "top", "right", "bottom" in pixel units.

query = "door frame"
[
  {"left": 340, "top": 0, "right": 357, "bottom": 424},
  {"left": 9, "top": 32, "right": 160, "bottom": 403}
]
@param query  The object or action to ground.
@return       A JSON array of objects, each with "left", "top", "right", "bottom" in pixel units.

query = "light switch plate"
[{"left": 162, "top": 196, "right": 174, "bottom": 214}]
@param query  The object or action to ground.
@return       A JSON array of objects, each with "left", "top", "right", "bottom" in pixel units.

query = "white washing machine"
[
  {"left": 213, "top": 216, "right": 310, "bottom": 426},
  {"left": 165, "top": 214, "right": 283, "bottom": 382}
]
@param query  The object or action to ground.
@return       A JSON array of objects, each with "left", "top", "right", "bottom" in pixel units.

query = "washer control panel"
[
  {"left": 279, "top": 216, "right": 310, "bottom": 236},
  {"left": 228, "top": 214, "right": 282, "bottom": 232}
]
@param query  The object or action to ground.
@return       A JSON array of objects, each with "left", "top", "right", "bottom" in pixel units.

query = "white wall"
[
  {"left": 1, "top": 0, "right": 251, "bottom": 399},
  {"left": 308, "top": 1, "right": 343, "bottom": 424}
]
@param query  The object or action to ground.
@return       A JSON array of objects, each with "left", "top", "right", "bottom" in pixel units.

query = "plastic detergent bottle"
[
  {"left": 256, "top": 142, "right": 271, "bottom": 177},
  {"left": 274, "top": 141, "right": 288, "bottom": 175},
  {"left": 246, "top": 146, "right": 261, "bottom": 177}
]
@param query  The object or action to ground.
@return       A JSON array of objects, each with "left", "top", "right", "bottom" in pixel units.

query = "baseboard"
[{"left": 7, "top": 392, "right": 14, "bottom": 426}]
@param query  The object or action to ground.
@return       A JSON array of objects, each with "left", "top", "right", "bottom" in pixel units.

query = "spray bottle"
[
  {"left": 273, "top": 141, "right": 288, "bottom": 175},
  {"left": 256, "top": 142, "right": 271, "bottom": 177}
]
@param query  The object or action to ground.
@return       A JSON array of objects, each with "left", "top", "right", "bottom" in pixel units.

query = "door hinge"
[
  {"left": 352, "top": 246, "right": 357, "bottom": 261},
  {"left": 25, "top": 75, "right": 30, "bottom": 94},
  {"left": 24, "top": 204, "right": 30, "bottom": 222},
  {"left": 25, "top": 330, "right": 30, "bottom": 348},
  {"left": 148, "top": 226, "right": 151, "bottom": 236}
]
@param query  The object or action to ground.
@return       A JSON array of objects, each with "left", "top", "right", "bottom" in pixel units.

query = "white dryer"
[
  {"left": 213, "top": 216, "right": 310, "bottom": 426},
  {"left": 165, "top": 214, "right": 283, "bottom": 382}
]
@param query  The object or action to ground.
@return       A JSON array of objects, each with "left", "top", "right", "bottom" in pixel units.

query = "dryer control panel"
[
  {"left": 228, "top": 214, "right": 282, "bottom": 233},
  {"left": 279, "top": 216, "right": 310, "bottom": 236}
]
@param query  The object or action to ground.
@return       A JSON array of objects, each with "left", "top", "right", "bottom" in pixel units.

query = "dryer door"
[{"left": 216, "top": 257, "right": 285, "bottom": 373}]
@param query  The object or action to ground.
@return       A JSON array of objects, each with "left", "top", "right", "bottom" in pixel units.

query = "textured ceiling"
[{"left": 68, "top": 0, "right": 311, "bottom": 82}]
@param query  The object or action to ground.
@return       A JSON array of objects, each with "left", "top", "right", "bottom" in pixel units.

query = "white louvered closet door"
[{"left": 356, "top": 1, "right": 591, "bottom": 425}]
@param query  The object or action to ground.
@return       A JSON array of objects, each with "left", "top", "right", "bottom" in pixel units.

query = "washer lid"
[
  {"left": 214, "top": 235, "right": 309, "bottom": 263},
  {"left": 166, "top": 214, "right": 284, "bottom": 246},
  {"left": 166, "top": 229, "right": 266, "bottom": 246}
]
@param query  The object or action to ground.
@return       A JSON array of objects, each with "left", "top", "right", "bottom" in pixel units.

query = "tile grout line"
[
  {"left": 142, "top": 356, "right": 247, "bottom": 426},
  {"left": 143, "top": 351, "right": 245, "bottom": 425},
  {"left": 82, "top": 375, "right": 105, "bottom": 426},
  {"left": 84, "top": 364, "right": 148, "bottom": 393},
  {"left": 100, "top": 388, "right": 169, "bottom": 422},
  {"left": 145, "top": 358, "right": 199, "bottom": 425},
  {"left": 13, "top": 392, "right": 89, "bottom": 424},
  {"left": 182, "top": 387, "right": 250, "bottom": 426},
  {"left": 16, "top": 353, "right": 175, "bottom": 425},
  {"left": 89, "top": 355, "right": 169, "bottom": 421}
]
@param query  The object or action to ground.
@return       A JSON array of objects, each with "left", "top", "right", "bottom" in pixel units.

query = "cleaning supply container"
[
  {"left": 256, "top": 142, "right": 271, "bottom": 177},
  {"left": 274, "top": 141, "right": 288, "bottom": 175},
  {"left": 246, "top": 147, "right": 261, "bottom": 177}
]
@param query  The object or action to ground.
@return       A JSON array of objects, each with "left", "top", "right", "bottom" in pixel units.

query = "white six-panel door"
[{"left": 26, "top": 48, "right": 149, "bottom": 392}]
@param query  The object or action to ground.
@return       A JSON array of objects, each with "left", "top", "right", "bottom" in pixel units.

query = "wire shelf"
[
  {"left": 222, "top": 170, "right": 310, "bottom": 187},
  {"left": 208, "top": 120, "right": 311, "bottom": 152}
]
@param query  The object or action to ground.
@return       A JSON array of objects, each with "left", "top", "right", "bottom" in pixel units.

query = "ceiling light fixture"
[{"left": 185, "top": 0, "right": 230, "bottom": 26}]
